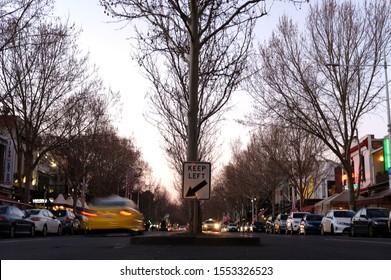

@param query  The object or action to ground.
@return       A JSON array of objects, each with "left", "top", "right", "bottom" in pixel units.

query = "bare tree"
[
  {"left": 0, "top": 0, "right": 52, "bottom": 53},
  {"left": 100, "top": 0, "right": 309, "bottom": 233},
  {"left": 247, "top": 0, "right": 391, "bottom": 210},
  {"left": 0, "top": 17, "right": 108, "bottom": 203}
]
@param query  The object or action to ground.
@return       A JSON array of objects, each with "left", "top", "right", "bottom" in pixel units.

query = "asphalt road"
[{"left": 1, "top": 231, "right": 390, "bottom": 260}]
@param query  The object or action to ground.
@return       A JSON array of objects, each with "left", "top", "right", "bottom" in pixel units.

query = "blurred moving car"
[
  {"left": 350, "top": 207, "right": 389, "bottom": 237},
  {"left": 25, "top": 208, "right": 62, "bottom": 236},
  {"left": 274, "top": 214, "right": 288, "bottom": 234},
  {"left": 81, "top": 195, "right": 145, "bottom": 234},
  {"left": 299, "top": 214, "right": 323, "bottom": 235},
  {"left": 320, "top": 209, "right": 355, "bottom": 235},
  {"left": 202, "top": 219, "right": 221, "bottom": 232},
  {"left": 265, "top": 215, "right": 276, "bottom": 234},
  {"left": 286, "top": 212, "right": 310, "bottom": 234},
  {"left": 51, "top": 209, "right": 80, "bottom": 235},
  {"left": 252, "top": 221, "right": 266, "bottom": 232},
  {"left": 0, "top": 205, "right": 35, "bottom": 238}
]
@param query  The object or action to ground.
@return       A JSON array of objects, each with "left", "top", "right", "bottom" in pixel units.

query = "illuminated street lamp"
[{"left": 326, "top": 51, "right": 391, "bottom": 189}]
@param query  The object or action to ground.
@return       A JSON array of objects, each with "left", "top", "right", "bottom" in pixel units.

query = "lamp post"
[
  {"left": 251, "top": 198, "right": 257, "bottom": 222},
  {"left": 326, "top": 52, "right": 391, "bottom": 190}
]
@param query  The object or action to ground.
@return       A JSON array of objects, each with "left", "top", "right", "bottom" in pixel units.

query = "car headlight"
[{"left": 214, "top": 223, "right": 220, "bottom": 229}]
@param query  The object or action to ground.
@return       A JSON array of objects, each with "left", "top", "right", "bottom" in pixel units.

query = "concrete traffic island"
[{"left": 129, "top": 232, "right": 261, "bottom": 246}]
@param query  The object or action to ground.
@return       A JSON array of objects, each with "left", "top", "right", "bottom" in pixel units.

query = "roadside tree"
[
  {"left": 0, "top": 17, "right": 107, "bottom": 203},
  {"left": 247, "top": 0, "right": 391, "bottom": 209}
]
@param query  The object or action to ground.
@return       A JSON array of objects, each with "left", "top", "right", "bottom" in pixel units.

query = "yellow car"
[{"left": 81, "top": 195, "right": 145, "bottom": 234}]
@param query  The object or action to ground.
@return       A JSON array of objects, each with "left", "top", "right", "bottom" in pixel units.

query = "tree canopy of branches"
[
  {"left": 247, "top": 0, "right": 391, "bottom": 210},
  {"left": 0, "top": 14, "right": 110, "bottom": 203},
  {"left": 99, "top": 0, "right": 309, "bottom": 232},
  {"left": 0, "top": 0, "right": 52, "bottom": 52}
]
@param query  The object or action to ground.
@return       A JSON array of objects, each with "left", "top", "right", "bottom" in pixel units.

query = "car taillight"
[
  {"left": 65, "top": 217, "right": 71, "bottom": 223},
  {"left": 30, "top": 217, "right": 41, "bottom": 221},
  {"left": 119, "top": 210, "right": 133, "bottom": 216},
  {"left": 0, "top": 216, "right": 4, "bottom": 221},
  {"left": 81, "top": 210, "right": 97, "bottom": 217}
]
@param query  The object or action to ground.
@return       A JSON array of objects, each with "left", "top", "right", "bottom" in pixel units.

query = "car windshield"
[
  {"left": 204, "top": 220, "right": 215, "bottom": 224},
  {"left": 0, "top": 206, "right": 7, "bottom": 214},
  {"left": 27, "top": 210, "right": 41, "bottom": 215},
  {"left": 292, "top": 213, "right": 307, "bottom": 219},
  {"left": 280, "top": 214, "right": 288, "bottom": 220},
  {"left": 306, "top": 215, "right": 323, "bottom": 221},
  {"left": 334, "top": 211, "right": 355, "bottom": 218},
  {"left": 367, "top": 208, "right": 388, "bottom": 218}
]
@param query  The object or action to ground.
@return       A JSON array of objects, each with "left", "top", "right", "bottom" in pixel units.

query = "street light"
[
  {"left": 251, "top": 198, "right": 257, "bottom": 222},
  {"left": 326, "top": 51, "right": 391, "bottom": 189}
]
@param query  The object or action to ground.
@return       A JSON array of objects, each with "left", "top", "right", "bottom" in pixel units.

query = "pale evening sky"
[{"left": 54, "top": 0, "right": 389, "bottom": 193}]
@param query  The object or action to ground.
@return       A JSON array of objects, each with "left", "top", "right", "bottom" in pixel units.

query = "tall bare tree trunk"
[{"left": 188, "top": 0, "right": 201, "bottom": 234}]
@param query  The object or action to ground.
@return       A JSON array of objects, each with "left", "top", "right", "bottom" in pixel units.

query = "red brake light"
[
  {"left": 119, "top": 210, "right": 133, "bottom": 216},
  {"left": 31, "top": 217, "right": 41, "bottom": 221},
  {"left": 81, "top": 210, "right": 97, "bottom": 217},
  {"left": 65, "top": 217, "right": 71, "bottom": 223}
]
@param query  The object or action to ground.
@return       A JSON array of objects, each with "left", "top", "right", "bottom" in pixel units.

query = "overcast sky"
[{"left": 54, "top": 0, "right": 389, "bottom": 194}]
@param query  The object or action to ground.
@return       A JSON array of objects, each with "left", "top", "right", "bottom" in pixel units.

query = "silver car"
[
  {"left": 286, "top": 212, "right": 310, "bottom": 234},
  {"left": 321, "top": 209, "right": 355, "bottom": 235}
]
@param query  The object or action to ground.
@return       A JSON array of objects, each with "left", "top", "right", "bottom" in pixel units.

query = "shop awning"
[{"left": 355, "top": 188, "right": 391, "bottom": 206}]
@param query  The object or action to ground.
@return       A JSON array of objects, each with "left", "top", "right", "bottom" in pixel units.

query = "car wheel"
[
  {"left": 58, "top": 226, "right": 62, "bottom": 236},
  {"left": 30, "top": 225, "right": 35, "bottom": 237},
  {"left": 330, "top": 225, "right": 334, "bottom": 236},
  {"left": 42, "top": 225, "right": 48, "bottom": 237},
  {"left": 69, "top": 225, "right": 74, "bottom": 235},
  {"left": 350, "top": 225, "right": 356, "bottom": 237},
  {"left": 9, "top": 225, "right": 16, "bottom": 238}
]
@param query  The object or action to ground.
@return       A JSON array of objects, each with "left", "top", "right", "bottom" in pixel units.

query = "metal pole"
[
  {"left": 251, "top": 198, "right": 254, "bottom": 222},
  {"left": 384, "top": 51, "right": 391, "bottom": 189}
]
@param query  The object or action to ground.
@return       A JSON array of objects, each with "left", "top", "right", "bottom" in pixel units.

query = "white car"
[
  {"left": 227, "top": 223, "right": 238, "bottom": 232},
  {"left": 26, "top": 209, "right": 62, "bottom": 236},
  {"left": 320, "top": 209, "right": 355, "bottom": 235},
  {"left": 286, "top": 212, "right": 310, "bottom": 234}
]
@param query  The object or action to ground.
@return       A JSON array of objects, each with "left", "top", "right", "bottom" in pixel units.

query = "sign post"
[{"left": 183, "top": 162, "right": 211, "bottom": 200}]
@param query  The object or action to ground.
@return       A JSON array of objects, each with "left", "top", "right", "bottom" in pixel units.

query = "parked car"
[
  {"left": 252, "top": 221, "right": 266, "bottom": 232},
  {"left": 350, "top": 207, "right": 389, "bottom": 237},
  {"left": 0, "top": 205, "right": 35, "bottom": 238},
  {"left": 274, "top": 214, "right": 288, "bottom": 234},
  {"left": 299, "top": 214, "right": 323, "bottom": 235},
  {"left": 286, "top": 212, "right": 310, "bottom": 234},
  {"left": 75, "top": 212, "right": 90, "bottom": 235},
  {"left": 51, "top": 209, "right": 80, "bottom": 235},
  {"left": 389, "top": 211, "right": 391, "bottom": 235},
  {"left": 202, "top": 219, "right": 221, "bottom": 232},
  {"left": 227, "top": 223, "right": 238, "bottom": 232},
  {"left": 265, "top": 215, "right": 276, "bottom": 234},
  {"left": 240, "top": 222, "right": 253, "bottom": 232},
  {"left": 25, "top": 208, "right": 62, "bottom": 236},
  {"left": 81, "top": 195, "right": 145, "bottom": 234},
  {"left": 320, "top": 209, "right": 355, "bottom": 235}
]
